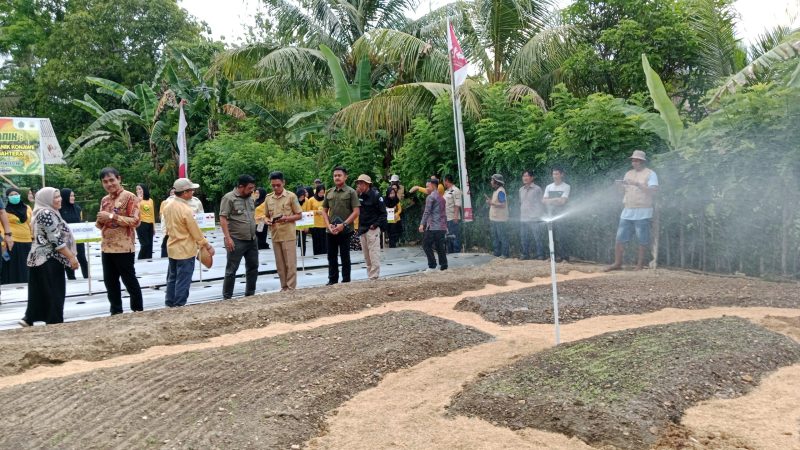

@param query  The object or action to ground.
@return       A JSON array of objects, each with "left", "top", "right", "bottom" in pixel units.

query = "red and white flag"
[
  {"left": 446, "top": 21, "right": 474, "bottom": 223},
  {"left": 447, "top": 23, "right": 469, "bottom": 88},
  {"left": 177, "top": 102, "right": 188, "bottom": 178}
]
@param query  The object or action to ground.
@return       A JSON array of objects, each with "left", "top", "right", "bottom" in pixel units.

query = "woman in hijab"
[
  {"left": 295, "top": 187, "right": 308, "bottom": 256},
  {"left": 253, "top": 187, "right": 270, "bottom": 250},
  {"left": 385, "top": 185, "right": 403, "bottom": 248},
  {"left": 19, "top": 188, "right": 79, "bottom": 326},
  {"left": 135, "top": 183, "right": 155, "bottom": 259},
  {"left": 305, "top": 185, "right": 327, "bottom": 255},
  {"left": 58, "top": 188, "right": 89, "bottom": 279},
  {"left": 1, "top": 187, "right": 33, "bottom": 284}
]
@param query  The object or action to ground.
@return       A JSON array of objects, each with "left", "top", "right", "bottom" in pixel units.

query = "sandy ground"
[{"left": 0, "top": 264, "right": 798, "bottom": 449}]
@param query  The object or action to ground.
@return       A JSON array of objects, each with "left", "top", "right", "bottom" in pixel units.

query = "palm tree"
[
  {"left": 213, "top": 0, "right": 418, "bottom": 103},
  {"left": 329, "top": 0, "right": 572, "bottom": 136}
]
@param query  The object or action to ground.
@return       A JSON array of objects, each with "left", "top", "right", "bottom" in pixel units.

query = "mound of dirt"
[
  {"left": 448, "top": 317, "right": 800, "bottom": 449},
  {"left": 0, "top": 259, "right": 584, "bottom": 377},
  {"left": 0, "top": 311, "right": 491, "bottom": 449},
  {"left": 455, "top": 270, "right": 800, "bottom": 325}
]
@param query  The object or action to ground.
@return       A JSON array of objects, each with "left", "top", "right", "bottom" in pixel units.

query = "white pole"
[
  {"left": 548, "top": 221, "right": 560, "bottom": 345},
  {"left": 86, "top": 241, "right": 92, "bottom": 295}
]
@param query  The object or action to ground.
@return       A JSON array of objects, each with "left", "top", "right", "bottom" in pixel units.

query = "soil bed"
[
  {"left": 0, "top": 311, "right": 491, "bottom": 449},
  {"left": 448, "top": 317, "right": 800, "bottom": 450},
  {"left": 455, "top": 270, "right": 800, "bottom": 325},
  {"left": 0, "top": 259, "right": 584, "bottom": 376}
]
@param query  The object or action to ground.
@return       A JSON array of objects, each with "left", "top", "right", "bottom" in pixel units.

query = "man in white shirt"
[
  {"left": 443, "top": 174, "right": 462, "bottom": 253},
  {"left": 542, "top": 166, "right": 570, "bottom": 262},
  {"left": 606, "top": 150, "right": 659, "bottom": 271}
]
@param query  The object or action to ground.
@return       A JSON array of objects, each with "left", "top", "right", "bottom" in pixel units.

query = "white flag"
[{"left": 177, "top": 102, "right": 188, "bottom": 178}]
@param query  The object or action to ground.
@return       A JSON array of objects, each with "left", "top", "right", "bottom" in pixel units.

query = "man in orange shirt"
[{"left": 95, "top": 167, "right": 144, "bottom": 315}]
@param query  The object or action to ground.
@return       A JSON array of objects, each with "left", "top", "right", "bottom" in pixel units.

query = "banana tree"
[
  {"left": 66, "top": 77, "right": 173, "bottom": 170},
  {"left": 284, "top": 44, "right": 373, "bottom": 143}
]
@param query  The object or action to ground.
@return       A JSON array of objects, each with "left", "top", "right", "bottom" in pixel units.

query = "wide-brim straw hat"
[
  {"left": 197, "top": 245, "right": 213, "bottom": 269},
  {"left": 630, "top": 150, "right": 647, "bottom": 161},
  {"left": 491, "top": 173, "right": 505, "bottom": 185},
  {"left": 356, "top": 174, "right": 372, "bottom": 184}
]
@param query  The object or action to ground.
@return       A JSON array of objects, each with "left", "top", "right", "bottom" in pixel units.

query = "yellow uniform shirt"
[
  {"left": 7, "top": 206, "right": 32, "bottom": 243},
  {"left": 139, "top": 199, "right": 155, "bottom": 224},
  {"left": 304, "top": 196, "right": 326, "bottom": 228},
  {"left": 161, "top": 197, "right": 208, "bottom": 259}
]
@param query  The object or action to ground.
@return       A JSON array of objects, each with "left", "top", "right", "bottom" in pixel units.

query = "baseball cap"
[{"left": 173, "top": 178, "right": 199, "bottom": 191}]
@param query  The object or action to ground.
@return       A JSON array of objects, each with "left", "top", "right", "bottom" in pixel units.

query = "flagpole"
[{"left": 446, "top": 20, "right": 465, "bottom": 205}]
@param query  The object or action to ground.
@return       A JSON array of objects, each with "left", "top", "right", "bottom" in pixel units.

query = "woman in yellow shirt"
[
  {"left": 2, "top": 187, "right": 33, "bottom": 283},
  {"left": 136, "top": 184, "right": 155, "bottom": 259},
  {"left": 304, "top": 185, "right": 327, "bottom": 255},
  {"left": 254, "top": 187, "right": 270, "bottom": 250}
]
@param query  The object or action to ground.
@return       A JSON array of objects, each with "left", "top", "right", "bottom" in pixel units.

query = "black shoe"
[
  {"left": 342, "top": 279, "right": 350, "bottom": 283},
  {"left": 326, "top": 281, "right": 337, "bottom": 286},
  {"left": 440, "top": 266, "right": 448, "bottom": 271}
]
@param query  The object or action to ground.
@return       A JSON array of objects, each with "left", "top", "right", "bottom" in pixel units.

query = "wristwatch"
[{"left": 4, "top": 232, "right": 11, "bottom": 236}]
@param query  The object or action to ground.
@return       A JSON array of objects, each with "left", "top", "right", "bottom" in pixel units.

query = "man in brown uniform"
[
  {"left": 95, "top": 167, "right": 144, "bottom": 315},
  {"left": 264, "top": 171, "right": 303, "bottom": 291}
]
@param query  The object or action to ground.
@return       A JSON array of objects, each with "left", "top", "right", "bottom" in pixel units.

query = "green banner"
[{"left": 0, "top": 117, "right": 43, "bottom": 175}]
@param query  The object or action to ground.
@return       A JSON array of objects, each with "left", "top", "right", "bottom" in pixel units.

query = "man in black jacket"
[{"left": 355, "top": 174, "right": 387, "bottom": 280}]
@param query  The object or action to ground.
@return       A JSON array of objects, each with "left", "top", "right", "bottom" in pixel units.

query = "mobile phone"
[{"left": 271, "top": 214, "right": 283, "bottom": 222}]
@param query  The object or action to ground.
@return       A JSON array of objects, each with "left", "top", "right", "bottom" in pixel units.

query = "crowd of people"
[{"left": 4, "top": 149, "right": 657, "bottom": 327}]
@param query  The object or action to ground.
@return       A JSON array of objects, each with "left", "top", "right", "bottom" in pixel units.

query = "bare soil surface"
[
  {"left": 448, "top": 317, "right": 800, "bottom": 450},
  {"left": 0, "top": 259, "right": 588, "bottom": 376},
  {"left": 455, "top": 270, "right": 800, "bottom": 325},
  {"left": 1, "top": 261, "right": 799, "bottom": 450},
  {"left": 0, "top": 311, "right": 491, "bottom": 449}
]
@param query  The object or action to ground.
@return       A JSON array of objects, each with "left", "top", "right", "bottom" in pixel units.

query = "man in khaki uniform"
[
  {"left": 606, "top": 150, "right": 659, "bottom": 271},
  {"left": 264, "top": 171, "right": 303, "bottom": 290}
]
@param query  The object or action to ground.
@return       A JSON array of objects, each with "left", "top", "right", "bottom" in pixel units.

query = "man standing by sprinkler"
[
  {"left": 606, "top": 150, "right": 659, "bottom": 271},
  {"left": 542, "top": 166, "right": 570, "bottom": 262},
  {"left": 485, "top": 174, "right": 509, "bottom": 258},
  {"left": 519, "top": 170, "right": 546, "bottom": 260}
]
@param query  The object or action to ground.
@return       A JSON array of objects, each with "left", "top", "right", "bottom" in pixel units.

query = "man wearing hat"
[
  {"left": 606, "top": 150, "right": 659, "bottom": 271},
  {"left": 220, "top": 174, "right": 258, "bottom": 298},
  {"left": 485, "top": 173, "right": 510, "bottom": 258},
  {"left": 161, "top": 177, "right": 215, "bottom": 307},
  {"left": 355, "top": 174, "right": 387, "bottom": 279}
]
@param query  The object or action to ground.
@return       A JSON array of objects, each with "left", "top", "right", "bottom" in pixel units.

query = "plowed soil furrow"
[
  {"left": 0, "top": 259, "right": 583, "bottom": 377},
  {"left": 0, "top": 311, "right": 492, "bottom": 450},
  {"left": 456, "top": 271, "right": 800, "bottom": 325}
]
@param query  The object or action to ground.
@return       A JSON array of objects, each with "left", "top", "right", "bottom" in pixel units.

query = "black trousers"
[
  {"left": 65, "top": 243, "right": 89, "bottom": 279},
  {"left": 160, "top": 235, "right": 169, "bottom": 257},
  {"left": 136, "top": 222, "right": 154, "bottom": 259},
  {"left": 423, "top": 229, "right": 448, "bottom": 269},
  {"left": 222, "top": 238, "right": 259, "bottom": 299},
  {"left": 102, "top": 252, "right": 144, "bottom": 314},
  {"left": 310, "top": 227, "right": 327, "bottom": 255},
  {"left": 25, "top": 259, "right": 66, "bottom": 324},
  {"left": 326, "top": 231, "right": 352, "bottom": 283}
]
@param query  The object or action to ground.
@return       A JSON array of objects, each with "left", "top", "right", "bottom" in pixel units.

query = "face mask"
[{"left": 8, "top": 195, "right": 20, "bottom": 205}]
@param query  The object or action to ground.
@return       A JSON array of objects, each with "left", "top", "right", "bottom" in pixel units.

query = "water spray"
[{"left": 545, "top": 218, "right": 560, "bottom": 345}]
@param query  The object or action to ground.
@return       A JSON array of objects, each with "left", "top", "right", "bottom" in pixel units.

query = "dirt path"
[{"left": 678, "top": 364, "right": 800, "bottom": 449}]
